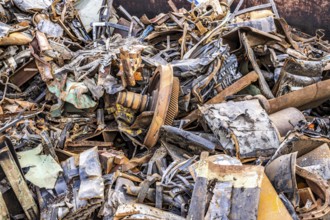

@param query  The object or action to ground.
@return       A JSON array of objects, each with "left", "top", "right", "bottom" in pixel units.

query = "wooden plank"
[{"left": 0, "top": 137, "right": 38, "bottom": 220}]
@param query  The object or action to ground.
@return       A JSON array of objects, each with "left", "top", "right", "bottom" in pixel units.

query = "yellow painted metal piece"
[{"left": 258, "top": 174, "right": 292, "bottom": 220}]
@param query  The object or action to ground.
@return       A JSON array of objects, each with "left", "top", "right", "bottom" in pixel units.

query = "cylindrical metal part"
[
  {"left": 269, "top": 107, "right": 305, "bottom": 137},
  {"left": 116, "top": 91, "right": 149, "bottom": 112},
  {"left": 268, "top": 79, "right": 330, "bottom": 114}
]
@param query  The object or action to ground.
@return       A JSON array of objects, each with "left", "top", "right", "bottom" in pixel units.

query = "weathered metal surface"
[
  {"left": 203, "top": 164, "right": 265, "bottom": 220},
  {"left": 269, "top": 132, "right": 330, "bottom": 163},
  {"left": 200, "top": 100, "right": 280, "bottom": 160},
  {"left": 205, "top": 182, "right": 233, "bottom": 219},
  {"left": 295, "top": 166, "right": 330, "bottom": 219},
  {"left": 296, "top": 143, "right": 330, "bottom": 180},
  {"left": 265, "top": 152, "right": 299, "bottom": 207},
  {"left": 114, "top": 0, "right": 330, "bottom": 39},
  {"left": 9, "top": 59, "right": 38, "bottom": 87},
  {"left": 263, "top": 79, "right": 330, "bottom": 114},
  {"left": 160, "top": 125, "right": 216, "bottom": 153}
]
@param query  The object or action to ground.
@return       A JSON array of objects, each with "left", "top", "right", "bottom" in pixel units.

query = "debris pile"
[{"left": 0, "top": 0, "right": 330, "bottom": 219}]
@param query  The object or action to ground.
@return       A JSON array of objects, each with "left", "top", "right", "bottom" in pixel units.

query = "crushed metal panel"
[
  {"left": 265, "top": 152, "right": 299, "bottom": 207},
  {"left": 187, "top": 152, "right": 209, "bottom": 220},
  {"left": 200, "top": 100, "right": 280, "bottom": 159},
  {"left": 42, "top": 147, "right": 104, "bottom": 219},
  {"left": 273, "top": 58, "right": 323, "bottom": 96},
  {"left": 78, "top": 147, "right": 104, "bottom": 200},
  {"left": 269, "top": 132, "right": 330, "bottom": 164},
  {"left": 205, "top": 182, "right": 233, "bottom": 220},
  {"left": 17, "top": 145, "right": 63, "bottom": 189},
  {"left": 296, "top": 143, "right": 330, "bottom": 181},
  {"left": 206, "top": 164, "right": 265, "bottom": 220}
]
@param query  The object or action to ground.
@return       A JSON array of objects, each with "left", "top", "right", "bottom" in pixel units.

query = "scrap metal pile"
[{"left": 0, "top": 0, "right": 330, "bottom": 219}]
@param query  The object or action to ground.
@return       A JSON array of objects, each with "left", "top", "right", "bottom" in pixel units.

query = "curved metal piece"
[
  {"left": 144, "top": 65, "right": 173, "bottom": 148},
  {"left": 265, "top": 152, "right": 299, "bottom": 207},
  {"left": 296, "top": 166, "right": 330, "bottom": 219},
  {"left": 296, "top": 143, "right": 330, "bottom": 181},
  {"left": 254, "top": 94, "right": 271, "bottom": 112}
]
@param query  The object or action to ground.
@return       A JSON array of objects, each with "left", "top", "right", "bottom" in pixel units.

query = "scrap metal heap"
[{"left": 0, "top": 0, "right": 330, "bottom": 219}]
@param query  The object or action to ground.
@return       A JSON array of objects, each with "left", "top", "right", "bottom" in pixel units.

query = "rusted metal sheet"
[{"left": 9, "top": 59, "right": 38, "bottom": 87}]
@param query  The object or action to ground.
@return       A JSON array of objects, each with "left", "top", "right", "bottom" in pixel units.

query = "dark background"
[{"left": 114, "top": 0, "right": 330, "bottom": 40}]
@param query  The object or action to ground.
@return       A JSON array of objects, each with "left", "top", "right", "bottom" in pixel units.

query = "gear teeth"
[{"left": 165, "top": 77, "right": 180, "bottom": 125}]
